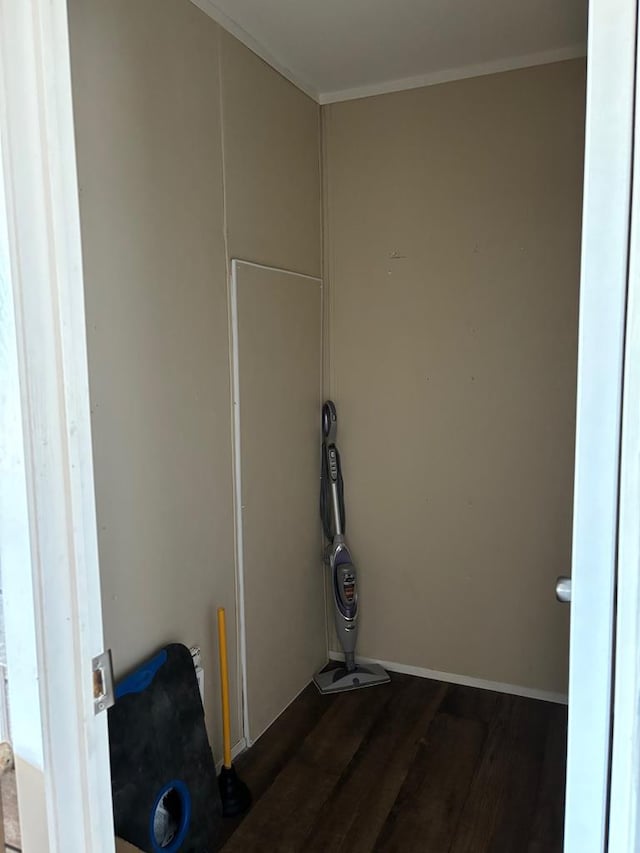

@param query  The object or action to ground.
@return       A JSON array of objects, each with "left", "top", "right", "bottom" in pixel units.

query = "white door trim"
[
  {"left": 0, "top": 2, "right": 114, "bottom": 851},
  {"left": 229, "top": 259, "right": 251, "bottom": 746},
  {"left": 564, "top": 0, "right": 637, "bottom": 849}
]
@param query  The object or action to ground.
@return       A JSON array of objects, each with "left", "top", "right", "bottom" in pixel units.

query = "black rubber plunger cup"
[
  {"left": 218, "top": 764, "right": 252, "bottom": 817},
  {"left": 217, "top": 608, "right": 252, "bottom": 818}
]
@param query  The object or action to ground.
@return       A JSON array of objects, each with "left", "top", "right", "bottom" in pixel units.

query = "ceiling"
[{"left": 192, "top": 0, "right": 588, "bottom": 103}]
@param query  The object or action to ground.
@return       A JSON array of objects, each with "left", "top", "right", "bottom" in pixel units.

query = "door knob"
[{"left": 556, "top": 576, "right": 572, "bottom": 603}]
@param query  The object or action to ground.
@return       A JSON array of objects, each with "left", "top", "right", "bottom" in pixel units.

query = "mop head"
[{"left": 314, "top": 661, "right": 390, "bottom": 694}]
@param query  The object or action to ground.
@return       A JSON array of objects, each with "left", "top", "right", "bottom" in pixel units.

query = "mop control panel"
[
  {"left": 336, "top": 562, "right": 357, "bottom": 619},
  {"left": 328, "top": 446, "right": 339, "bottom": 482},
  {"left": 341, "top": 569, "right": 355, "bottom": 603}
]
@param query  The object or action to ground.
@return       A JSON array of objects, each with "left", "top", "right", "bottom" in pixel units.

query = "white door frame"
[
  {"left": 0, "top": 2, "right": 114, "bottom": 852},
  {"left": 564, "top": 0, "right": 637, "bottom": 849}
]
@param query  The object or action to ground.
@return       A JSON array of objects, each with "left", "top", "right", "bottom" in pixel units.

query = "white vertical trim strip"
[
  {"left": 564, "top": 0, "right": 636, "bottom": 849},
  {"left": 229, "top": 260, "right": 252, "bottom": 746},
  {"left": 217, "top": 27, "right": 247, "bottom": 746},
  {"left": 318, "top": 190, "right": 330, "bottom": 662}
]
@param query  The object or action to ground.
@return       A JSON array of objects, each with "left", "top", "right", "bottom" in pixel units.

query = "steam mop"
[{"left": 313, "top": 401, "right": 390, "bottom": 694}]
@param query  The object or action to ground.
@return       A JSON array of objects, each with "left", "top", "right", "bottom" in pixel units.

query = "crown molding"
[
  {"left": 319, "top": 44, "right": 587, "bottom": 104},
  {"left": 188, "top": 2, "right": 585, "bottom": 107}
]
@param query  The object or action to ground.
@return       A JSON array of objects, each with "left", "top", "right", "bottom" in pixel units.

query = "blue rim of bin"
[{"left": 149, "top": 779, "right": 191, "bottom": 853}]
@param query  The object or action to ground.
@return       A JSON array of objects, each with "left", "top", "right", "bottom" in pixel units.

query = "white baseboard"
[
  {"left": 215, "top": 737, "right": 247, "bottom": 772},
  {"left": 328, "top": 651, "right": 568, "bottom": 705}
]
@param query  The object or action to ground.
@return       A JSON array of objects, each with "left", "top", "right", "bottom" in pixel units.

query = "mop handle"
[{"left": 217, "top": 607, "right": 232, "bottom": 770}]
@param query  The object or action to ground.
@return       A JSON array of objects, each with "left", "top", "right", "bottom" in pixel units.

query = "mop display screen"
[{"left": 343, "top": 574, "right": 355, "bottom": 603}]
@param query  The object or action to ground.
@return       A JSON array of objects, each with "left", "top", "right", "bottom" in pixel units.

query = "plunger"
[{"left": 217, "top": 607, "right": 251, "bottom": 817}]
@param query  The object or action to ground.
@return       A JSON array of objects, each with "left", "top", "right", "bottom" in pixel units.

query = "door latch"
[{"left": 92, "top": 650, "right": 115, "bottom": 715}]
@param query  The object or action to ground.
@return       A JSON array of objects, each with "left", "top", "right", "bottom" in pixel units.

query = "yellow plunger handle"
[{"left": 217, "top": 607, "right": 232, "bottom": 769}]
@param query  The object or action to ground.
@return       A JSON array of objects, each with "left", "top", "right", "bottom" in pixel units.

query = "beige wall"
[
  {"left": 221, "top": 31, "right": 321, "bottom": 277},
  {"left": 69, "top": 0, "right": 581, "bottom": 752},
  {"left": 68, "top": 0, "right": 320, "bottom": 755},
  {"left": 323, "top": 60, "right": 585, "bottom": 695}
]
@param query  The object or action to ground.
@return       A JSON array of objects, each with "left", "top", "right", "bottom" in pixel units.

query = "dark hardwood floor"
[{"left": 220, "top": 671, "right": 567, "bottom": 853}]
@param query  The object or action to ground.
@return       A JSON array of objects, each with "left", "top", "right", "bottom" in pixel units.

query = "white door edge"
[
  {"left": 608, "top": 3, "right": 640, "bottom": 845},
  {"left": 0, "top": 2, "right": 114, "bottom": 851}
]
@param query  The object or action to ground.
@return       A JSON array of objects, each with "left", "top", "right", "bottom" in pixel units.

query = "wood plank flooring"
[{"left": 220, "top": 672, "right": 567, "bottom": 853}]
